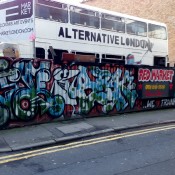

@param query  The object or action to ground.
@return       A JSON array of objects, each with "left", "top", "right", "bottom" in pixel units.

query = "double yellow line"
[{"left": 1, "top": 124, "right": 175, "bottom": 165}]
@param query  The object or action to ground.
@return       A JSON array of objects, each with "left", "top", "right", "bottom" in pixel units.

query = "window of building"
[
  {"left": 36, "top": 0, "right": 68, "bottom": 23},
  {"left": 148, "top": 24, "right": 167, "bottom": 40},
  {"left": 70, "top": 6, "right": 99, "bottom": 28},
  {"left": 126, "top": 19, "right": 147, "bottom": 37},
  {"left": 101, "top": 13, "right": 125, "bottom": 33}
]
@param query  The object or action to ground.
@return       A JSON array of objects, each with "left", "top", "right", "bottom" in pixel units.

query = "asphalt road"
[{"left": 1, "top": 124, "right": 175, "bottom": 175}]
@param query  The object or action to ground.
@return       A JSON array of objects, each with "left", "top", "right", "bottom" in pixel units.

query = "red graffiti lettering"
[
  {"left": 138, "top": 68, "right": 150, "bottom": 81},
  {"left": 139, "top": 69, "right": 174, "bottom": 82}
]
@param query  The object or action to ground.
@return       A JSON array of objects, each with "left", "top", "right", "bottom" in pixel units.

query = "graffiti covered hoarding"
[
  {"left": 0, "top": 0, "right": 35, "bottom": 41},
  {"left": 0, "top": 57, "right": 138, "bottom": 128},
  {"left": 0, "top": 57, "right": 175, "bottom": 129}
]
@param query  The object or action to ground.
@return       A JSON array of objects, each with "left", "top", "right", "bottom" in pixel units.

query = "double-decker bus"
[{"left": 0, "top": 0, "right": 169, "bottom": 66}]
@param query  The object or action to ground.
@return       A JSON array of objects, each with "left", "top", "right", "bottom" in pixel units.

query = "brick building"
[{"left": 84, "top": 0, "right": 175, "bottom": 66}]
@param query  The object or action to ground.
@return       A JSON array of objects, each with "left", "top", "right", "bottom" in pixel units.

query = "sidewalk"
[{"left": 1, "top": 108, "right": 175, "bottom": 153}]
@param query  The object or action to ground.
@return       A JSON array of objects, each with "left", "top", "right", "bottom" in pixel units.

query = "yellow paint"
[{"left": 1, "top": 124, "right": 175, "bottom": 164}]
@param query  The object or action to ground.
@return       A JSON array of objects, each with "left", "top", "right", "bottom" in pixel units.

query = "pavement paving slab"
[
  {"left": 0, "top": 136, "right": 11, "bottom": 152},
  {"left": 41, "top": 122, "right": 65, "bottom": 138},
  {"left": 56, "top": 122, "right": 95, "bottom": 134},
  {"left": 0, "top": 125, "right": 55, "bottom": 150}
]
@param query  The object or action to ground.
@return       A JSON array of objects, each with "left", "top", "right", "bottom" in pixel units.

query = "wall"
[
  {"left": 84, "top": 0, "right": 175, "bottom": 66},
  {"left": 0, "top": 57, "right": 175, "bottom": 129}
]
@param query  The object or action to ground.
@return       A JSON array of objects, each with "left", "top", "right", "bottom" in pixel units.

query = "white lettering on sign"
[
  {"left": 143, "top": 100, "right": 155, "bottom": 109},
  {"left": 21, "top": 2, "right": 32, "bottom": 15},
  {"left": 0, "top": 0, "right": 35, "bottom": 42}
]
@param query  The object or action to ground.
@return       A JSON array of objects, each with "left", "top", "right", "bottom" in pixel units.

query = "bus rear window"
[
  {"left": 126, "top": 19, "right": 147, "bottom": 37},
  {"left": 148, "top": 24, "right": 167, "bottom": 40},
  {"left": 101, "top": 13, "right": 125, "bottom": 33},
  {"left": 70, "top": 6, "right": 100, "bottom": 28},
  {"left": 36, "top": 1, "right": 68, "bottom": 23}
]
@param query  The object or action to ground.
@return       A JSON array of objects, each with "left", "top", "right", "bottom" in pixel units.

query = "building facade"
[{"left": 84, "top": 0, "right": 175, "bottom": 66}]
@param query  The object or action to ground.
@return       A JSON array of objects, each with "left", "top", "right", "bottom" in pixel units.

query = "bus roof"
[
  {"left": 0, "top": 0, "right": 166, "bottom": 26},
  {"left": 49, "top": 0, "right": 166, "bottom": 27}
]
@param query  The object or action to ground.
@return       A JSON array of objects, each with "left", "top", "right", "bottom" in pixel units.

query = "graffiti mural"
[{"left": 0, "top": 57, "right": 175, "bottom": 129}]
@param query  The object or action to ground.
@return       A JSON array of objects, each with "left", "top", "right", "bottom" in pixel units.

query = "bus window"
[
  {"left": 48, "top": 49, "right": 68, "bottom": 63},
  {"left": 101, "top": 13, "right": 125, "bottom": 33},
  {"left": 36, "top": 4, "right": 50, "bottom": 19},
  {"left": 36, "top": 0, "right": 68, "bottom": 23},
  {"left": 95, "top": 54, "right": 100, "bottom": 63},
  {"left": 101, "top": 54, "right": 125, "bottom": 64},
  {"left": 70, "top": 6, "right": 100, "bottom": 28},
  {"left": 154, "top": 56, "right": 166, "bottom": 67},
  {"left": 71, "top": 51, "right": 97, "bottom": 63},
  {"left": 36, "top": 47, "right": 45, "bottom": 59},
  {"left": 126, "top": 19, "right": 147, "bottom": 37},
  {"left": 148, "top": 24, "right": 167, "bottom": 40}
]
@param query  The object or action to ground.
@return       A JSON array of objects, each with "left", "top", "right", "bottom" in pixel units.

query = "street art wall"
[{"left": 0, "top": 57, "right": 175, "bottom": 129}]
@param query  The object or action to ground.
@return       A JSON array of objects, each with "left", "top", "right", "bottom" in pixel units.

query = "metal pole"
[{"left": 33, "top": 39, "right": 36, "bottom": 58}]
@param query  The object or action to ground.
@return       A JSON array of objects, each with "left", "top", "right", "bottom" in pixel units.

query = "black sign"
[
  {"left": 0, "top": 0, "right": 33, "bottom": 21},
  {"left": 142, "top": 82, "right": 169, "bottom": 99},
  {"left": 137, "top": 68, "right": 175, "bottom": 99}
]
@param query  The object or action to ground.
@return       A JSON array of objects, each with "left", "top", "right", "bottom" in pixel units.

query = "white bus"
[{"left": 0, "top": 0, "right": 169, "bottom": 66}]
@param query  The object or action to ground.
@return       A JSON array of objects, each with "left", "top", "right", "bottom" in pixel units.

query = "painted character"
[{"left": 51, "top": 67, "right": 79, "bottom": 114}]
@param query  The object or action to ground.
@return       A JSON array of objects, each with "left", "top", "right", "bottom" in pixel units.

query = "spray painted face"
[{"left": 127, "top": 54, "right": 135, "bottom": 65}]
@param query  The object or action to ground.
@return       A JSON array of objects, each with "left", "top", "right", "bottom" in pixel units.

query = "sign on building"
[{"left": 0, "top": 0, "right": 35, "bottom": 42}]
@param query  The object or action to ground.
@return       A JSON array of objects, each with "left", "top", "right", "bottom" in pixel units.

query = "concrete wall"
[
  {"left": 0, "top": 57, "right": 175, "bottom": 129},
  {"left": 84, "top": 0, "right": 175, "bottom": 66}
]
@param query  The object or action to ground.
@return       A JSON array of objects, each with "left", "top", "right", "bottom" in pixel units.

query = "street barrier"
[{"left": 0, "top": 57, "right": 175, "bottom": 129}]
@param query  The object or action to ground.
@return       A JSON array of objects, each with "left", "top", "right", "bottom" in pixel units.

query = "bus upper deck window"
[
  {"left": 36, "top": 4, "right": 50, "bottom": 19},
  {"left": 70, "top": 6, "right": 100, "bottom": 28},
  {"left": 36, "top": 0, "right": 68, "bottom": 23},
  {"left": 49, "top": 7, "right": 68, "bottom": 23},
  {"left": 126, "top": 19, "right": 147, "bottom": 37},
  {"left": 148, "top": 24, "right": 167, "bottom": 40},
  {"left": 101, "top": 13, "right": 125, "bottom": 33}
]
